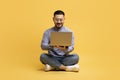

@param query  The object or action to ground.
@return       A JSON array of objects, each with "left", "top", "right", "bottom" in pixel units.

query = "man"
[{"left": 40, "top": 10, "right": 80, "bottom": 72}]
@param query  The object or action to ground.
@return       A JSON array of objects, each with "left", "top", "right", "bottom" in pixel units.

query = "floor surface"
[{"left": 0, "top": 51, "right": 119, "bottom": 80}]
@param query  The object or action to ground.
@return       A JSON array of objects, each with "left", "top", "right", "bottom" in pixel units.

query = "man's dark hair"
[{"left": 54, "top": 10, "right": 65, "bottom": 16}]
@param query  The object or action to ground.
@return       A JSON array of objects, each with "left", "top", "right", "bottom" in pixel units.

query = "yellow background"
[{"left": 0, "top": 0, "right": 120, "bottom": 80}]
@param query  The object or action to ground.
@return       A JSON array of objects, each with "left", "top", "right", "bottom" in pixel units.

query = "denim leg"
[
  {"left": 62, "top": 54, "right": 79, "bottom": 66},
  {"left": 40, "top": 53, "right": 62, "bottom": 69}
]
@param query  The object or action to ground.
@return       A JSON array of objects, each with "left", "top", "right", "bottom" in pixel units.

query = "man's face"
[{"left": 53, "top": 14, "right": 65, "bottom": 28}]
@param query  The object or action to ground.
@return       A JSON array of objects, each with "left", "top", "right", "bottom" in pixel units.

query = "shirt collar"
[{"left": 53, "top": 26, "right": 64, "bottom": 31}]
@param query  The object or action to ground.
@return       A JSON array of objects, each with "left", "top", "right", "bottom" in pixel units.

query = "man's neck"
[{"left": 54, "top": 26, "right": 63, "bottom": 31}]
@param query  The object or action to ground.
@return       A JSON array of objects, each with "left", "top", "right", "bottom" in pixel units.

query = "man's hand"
[{"left": 54, "top": 46, "right": 67, "bottom": 50}]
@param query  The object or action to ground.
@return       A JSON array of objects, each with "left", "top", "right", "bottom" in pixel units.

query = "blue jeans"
[{"left": 40, "top": 53, "right": 79, "bottom": 69}]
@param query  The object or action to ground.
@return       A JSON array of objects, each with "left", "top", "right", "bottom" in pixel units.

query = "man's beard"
[
  {"left": 55, "top": 23, "right": 63, "bottom": 28},
  {"left": 54, "top": 24, "right": 63, "bottom": 31}
]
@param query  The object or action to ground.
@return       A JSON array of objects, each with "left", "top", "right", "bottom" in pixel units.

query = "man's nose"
[{"left": 57, "top": 20, "right": 61, "bottom": 23}]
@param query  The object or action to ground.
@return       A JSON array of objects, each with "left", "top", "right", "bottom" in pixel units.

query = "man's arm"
[
  {"left": 41, "top": 31, "right": 51, "bottom": 50},
  {"left": 65, "top": 46, "right": 74, "bottom": 53}
]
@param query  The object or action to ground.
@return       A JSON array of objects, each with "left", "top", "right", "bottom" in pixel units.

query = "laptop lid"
[{"left": 50, "top": 32, "right": 72, "bottom": 46}]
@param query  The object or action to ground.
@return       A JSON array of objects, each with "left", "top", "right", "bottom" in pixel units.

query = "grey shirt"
[{"left": 41, "top": 26, "right": 74, "bottom": 57}]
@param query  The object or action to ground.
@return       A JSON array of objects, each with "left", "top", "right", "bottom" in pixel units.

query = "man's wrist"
[{"left": 48, "top": 46, "right": 53, "bottom": 50}]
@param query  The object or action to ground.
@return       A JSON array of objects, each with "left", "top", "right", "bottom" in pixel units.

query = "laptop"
[{"left": 50, "top": 32, "right": 72, "bottom": 46}]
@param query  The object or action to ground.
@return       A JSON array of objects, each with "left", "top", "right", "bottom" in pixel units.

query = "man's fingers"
[{"left": 53, "top": 46, "right": 67, "bottom": 50}]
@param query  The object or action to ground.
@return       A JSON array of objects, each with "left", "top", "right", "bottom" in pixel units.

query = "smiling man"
[{"left": 40, "top": 10, "right": 80, "bottom": 72}]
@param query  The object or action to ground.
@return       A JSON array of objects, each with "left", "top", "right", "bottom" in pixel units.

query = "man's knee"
[
  {"left": 72, "top": 54, "right": 80, "bottom": 62},
  {"left": 40, "top": 53, "right": 47, "bottom": 61}
]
